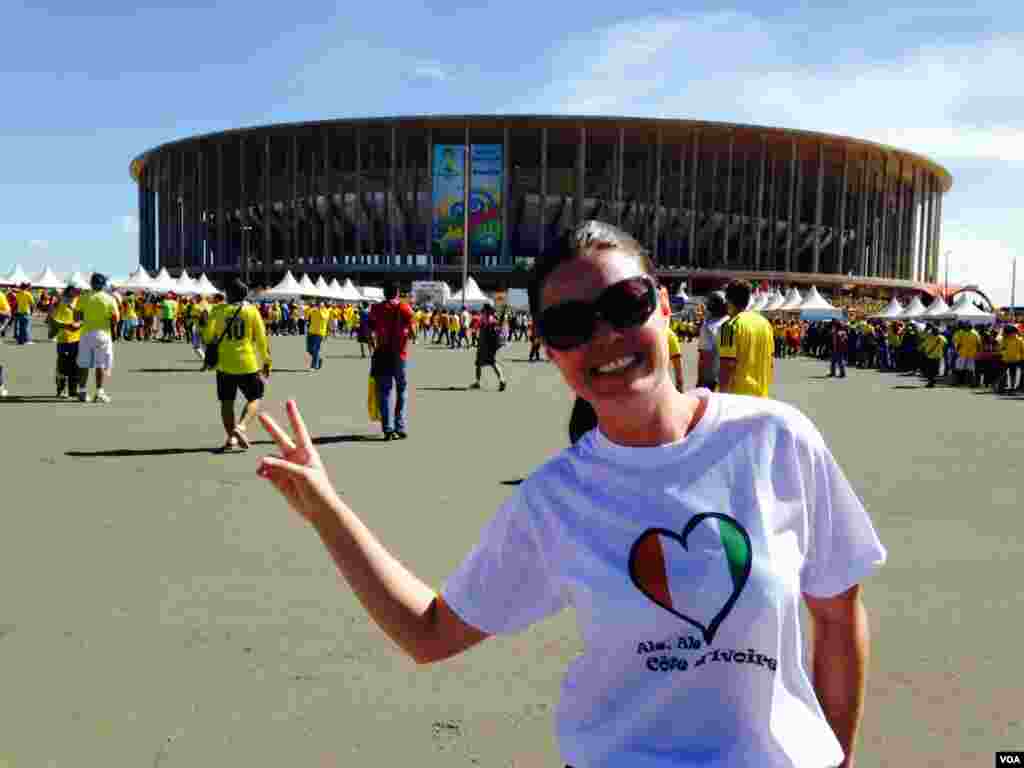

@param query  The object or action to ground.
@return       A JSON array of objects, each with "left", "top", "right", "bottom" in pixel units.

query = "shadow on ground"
[
  {"left": 417, "top": 386, "right": 469, "bottom": 392},
  {"left": 65, "top": 433, "right": 381, "bottom": 458},
  {"left": 0, "top": 396, "right": 79, "bottom": 404}
]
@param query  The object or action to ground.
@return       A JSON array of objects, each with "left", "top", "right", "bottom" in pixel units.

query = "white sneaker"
[
  {"left": 94, "top": 391, "right": 111, "bottom": 404},
  {"left": 0, "top": 386, "right": 7, "bottom": 397}
]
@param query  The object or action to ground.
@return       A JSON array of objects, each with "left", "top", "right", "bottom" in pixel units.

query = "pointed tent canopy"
[
  {"left": 762, "top": 291, "right": 786, "bottom": 312},
  {"left": 448, "top": 276, "right": 492, "bottom": 307},
  {"left": 150, "top": 268, "right": 178, "bottom": 293},
  {"left": 118, "top": 267, "right": 155, "bottom": 291},
  {"left": 799, "top": 286, "right": 835, "bottom": 310},
  {"left": 899, "top": 296, "right": 928, "bottom": 319},
  {"left": 870, "top": 297, "right": 905, "bottom": 319},
  {"left": 175, "top": 270, "right": 200, "bottom": 295},
  {"left": 935, "top": 294, "right": 995, "bottom": 324},
  {"left": 313, "top": 276, "right": 331, "bottom": 298},
  {"left": 2, "top": 264, "right": 31, "bottom": 286},
  {"left": 327, "top": 278, "right": 343, "bottom": 298},
  {"left": 193, "top": 274, "right": 219, "bottom": 296},
  {"left": 778, "top": 288, "right": 804, "bottom": 311},
  {"left": 262, "top": 271, "right": 304, "bottom": 299},
  {"left": 336, "top": 278, "right": 365, "bottom": 302},
  {"left": 749, "top": 293, "right": 768, "bottom": 312},
  {"left": 66, "top": 271, "right": 91, "bottom": 289},
  {"left": 31, "top": 267, "right": 66, "bottom": 289},
  {"left": 297, "top": 274, "right": 317, "bottom": 296},
  {"left": 921, "top": 295, "right": 951, "bottom": 318},
  {"left": 675, "top": 283, "right": 689, "bottom": 301}
]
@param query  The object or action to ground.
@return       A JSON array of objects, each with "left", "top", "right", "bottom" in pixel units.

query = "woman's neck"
[{"left": 595, "top": 387, "right": 705, "bottom": 448}]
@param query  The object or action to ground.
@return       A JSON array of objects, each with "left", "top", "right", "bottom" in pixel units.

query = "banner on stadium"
[{"left": 431, "top": 144, "right": 502, "bottom": 262}]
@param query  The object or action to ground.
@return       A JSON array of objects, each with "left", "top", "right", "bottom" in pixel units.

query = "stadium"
[{"left": 129, "top": 115, "right": 952, "bottom": 295}]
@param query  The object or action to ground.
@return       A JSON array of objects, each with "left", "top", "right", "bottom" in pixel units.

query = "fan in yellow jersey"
[
  {"left": 74, "top": 274, "right": 121, "bottom": 403},
  {"left": 306, "top": 300, "right": 331, "bottom": 370},
  {"left": 204, "top": 279, "right": 272, "bottom": 451},
  {"left": 49, "top": 286, "right": 83, "bottom": 398},
  {"left": 718, "top": 281, "right": 775, "bottom": 397}
]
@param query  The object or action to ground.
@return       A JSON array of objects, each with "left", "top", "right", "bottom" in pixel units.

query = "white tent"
[
  {"left": 174, "top": 270, "right": 200, "bottom": 295},
  {"left": 193, "top": 274, "right": 220, "bottom": 296},
  {"left": 31, "top": 267, "right": 66, "bottom": 290},
  {"left": 150, "top": 268, "right": 178, "bottom": 293},
  {"left": 117, "top": 267, "right": 155, "bottom": 291},
  {"left": 66, "top": 271, "right": 91, "bottom": 290},
  {"left": 675, "top": 283, "right": 689, "bottom": 302},
  {"left": 2, "top": 264, "right": 31, "bottom": 286},
  {"left": 921, "top": 296, "right": 950, "bottom": 319},
  {"left": 359, "top": 285, "right": 384, "bottom": 303},
  {"left": 313, "top": 276, "right": 331, "bottom": 299},
  {"left": 934, "top": 294, "right": 996, "bottom": 325},
  {"left": 447, "top": 276, "right": 493, "bottom": 308},
  {"left": 799, "top": 286, "right": 844, "bottom": 320},
  {"left": 870, "top": 297, "right": 905, "bottom": 320},
  {"left": 262, "top": 271, "right": 304, "bottom": 299},
  {"left": 748, "top": 293, "right": 768, "bottom": 312},
  {"left": 898, "top": 296, "right": 928, "bottom": 319},
  {"left": 778, "top": 288, "right": 804, "bottom": 311},
  {"left": 297, "top": 274, "right": 318, "bottom": 296},
  {"left": 762, "top": 291, "right": 786, "bottom": 312},
  {"left": 336, "top": 278, "right": 365, "bottom": 302}
]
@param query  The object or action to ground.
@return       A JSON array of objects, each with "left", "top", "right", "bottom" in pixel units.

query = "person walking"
[
  {"left": 718, "top": 281, "right": 775, "bottom": 397},
  {"left": 13, "top": 282, "right": 35, "bottom": 345},
  {"left": 829, "top": 320, "right": 848, "bottom": 379},
  {"left": 255, "top": 220, "right": 886, "bottom": 768},
  {"left": 697, "top": 290, "right": 728, "bottom": 391},
  {"left": 306, "top": 300, "right": 330, "bottom": 370},
  {"left": 74, "top": 274, "right": 120, "bottom": 403},
  {"left": 204, "top": 279, "right": 271, "bottom": 451},
  {"left": 469, "top": 304, "right": 506, "bottom": 391},
  {"left": 49, "top": 285, "right": 83, "bottom": 398},
  {"left": 998, "top": 324, "right": 1024, "bottom": 392},
  {"left": 369, "top": 282, "right": 414, "bottom": 440},
  {"left": 0, "top": 286, "right": 11, "bottom": 341},
  {"left": 921, "top": 324, "right": 946, "bottom": 388}
]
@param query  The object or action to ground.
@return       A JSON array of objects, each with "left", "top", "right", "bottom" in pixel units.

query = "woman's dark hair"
[
  {"left": 226, "top": 278, "right": 248, "bottom": 304},
  {"left": 524, "top": 221, "right": 657, "bottom": 447},
  {"left": 527, "top": 220, "right": 655, "bottom": 319}
]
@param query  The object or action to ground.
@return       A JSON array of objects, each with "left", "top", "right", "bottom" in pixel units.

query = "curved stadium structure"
[{"left": 130, "top": 116, "right": 952, "bottom": 292}]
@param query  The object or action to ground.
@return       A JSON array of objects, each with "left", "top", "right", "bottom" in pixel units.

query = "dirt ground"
[{"left": 0, "top": 321, "right": 1019, "bottom": 766}]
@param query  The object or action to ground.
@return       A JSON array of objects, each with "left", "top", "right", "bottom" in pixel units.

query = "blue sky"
[{"left": 2, "top": 1, "right": 1022, "bottom": 302}]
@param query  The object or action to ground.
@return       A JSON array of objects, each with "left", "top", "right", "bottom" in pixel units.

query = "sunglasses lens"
[
  {"left": 601, "top": 277, "right": 658, "bottom": 329},
  {"left": 540, "top": 302, "right": 594, "bottom": 350}
]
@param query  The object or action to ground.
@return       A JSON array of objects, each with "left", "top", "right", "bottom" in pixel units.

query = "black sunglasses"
[{"left": 538, "top": 275, "right": 659, "bottom": 351}]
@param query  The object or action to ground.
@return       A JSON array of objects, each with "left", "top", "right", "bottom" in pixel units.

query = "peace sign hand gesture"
[{"left": 257, "top": 400, "right": 338, "bottom": 527}]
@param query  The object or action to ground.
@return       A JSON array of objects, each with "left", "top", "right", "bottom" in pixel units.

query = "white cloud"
[
  {"left": 120, "top": 215, "right": 139, "bottom": 235},
  {"left": 411, "top": 63, "right": 449, "bottom": 82},
  {"left": 29, "top": 239, "right": 48, "bottom": 250},
  {"left": 523, "top": 12, "right": 1024, "bottom": 301}
]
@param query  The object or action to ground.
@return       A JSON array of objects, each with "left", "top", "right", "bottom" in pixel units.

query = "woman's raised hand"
[{"left": 258, "top": 400, "right": 338, "bottom": 526}]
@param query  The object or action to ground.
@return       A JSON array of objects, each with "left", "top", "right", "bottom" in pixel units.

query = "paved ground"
[{"left": 0, "top": 321, "right": 1020, "bottom": 767}]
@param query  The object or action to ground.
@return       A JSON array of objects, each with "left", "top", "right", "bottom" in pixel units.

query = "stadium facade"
[{"left": 130, "top": 115, "right": 952, "bottom": 292}]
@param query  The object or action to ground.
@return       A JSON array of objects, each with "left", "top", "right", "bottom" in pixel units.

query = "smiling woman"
[{"left": 255, "top": 219, "right": 889, "bottom": 768}]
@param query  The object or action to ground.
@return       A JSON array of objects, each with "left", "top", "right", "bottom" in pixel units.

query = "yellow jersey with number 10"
[
  {"left": 718, "top": 311, "right": 775, "bottom": 397},
  {"left": 204, "top": 303, "right": 270, "bottom": 375}
]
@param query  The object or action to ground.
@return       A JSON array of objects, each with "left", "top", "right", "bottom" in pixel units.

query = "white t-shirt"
[
  {"left": 699, "top": 316, "right": 728, "bottom": 383},
  {"left": 443, "top": 391, "right": 886, "bottom": 768}
]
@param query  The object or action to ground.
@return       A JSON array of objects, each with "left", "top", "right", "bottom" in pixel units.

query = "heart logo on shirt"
[{"left": 628, "top": 514, "right": 752, "bottom": 645}]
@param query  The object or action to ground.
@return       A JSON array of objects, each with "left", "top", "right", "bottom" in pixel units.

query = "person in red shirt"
[
  {"left": 829, "top": 320, "right": 848, "bottom": 378},
  {"left": 369, "top": 282, "right": 414, "bottom": 440}
]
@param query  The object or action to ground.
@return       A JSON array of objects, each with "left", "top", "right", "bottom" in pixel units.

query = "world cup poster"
[{"left": 431, "top": 144, "right": 502, "bottom": 261}]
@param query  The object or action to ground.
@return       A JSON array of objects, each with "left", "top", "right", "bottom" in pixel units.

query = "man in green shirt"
[{"left": 160, "top": 293, "right": 178, "bottom": 341}]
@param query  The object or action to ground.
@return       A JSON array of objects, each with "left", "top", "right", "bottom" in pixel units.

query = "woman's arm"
[
  {"left": 258, "top": 401, "right": 489, "bottom": 665},
  {"left": 804, "top": 584, "right": 871, "bottom": 768}
]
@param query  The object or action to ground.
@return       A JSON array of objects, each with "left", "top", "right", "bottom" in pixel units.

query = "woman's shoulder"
[{"left": 711, "top": 393, "right": 825, "bottom": 451}]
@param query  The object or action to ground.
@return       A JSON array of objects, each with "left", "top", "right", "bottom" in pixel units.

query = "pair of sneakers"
[
  {"left": 469, "top": 382, "right": 507, "bottom": 391},
  {"left": 78, "top": 390, "right": 111, "bottom": 403}
]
